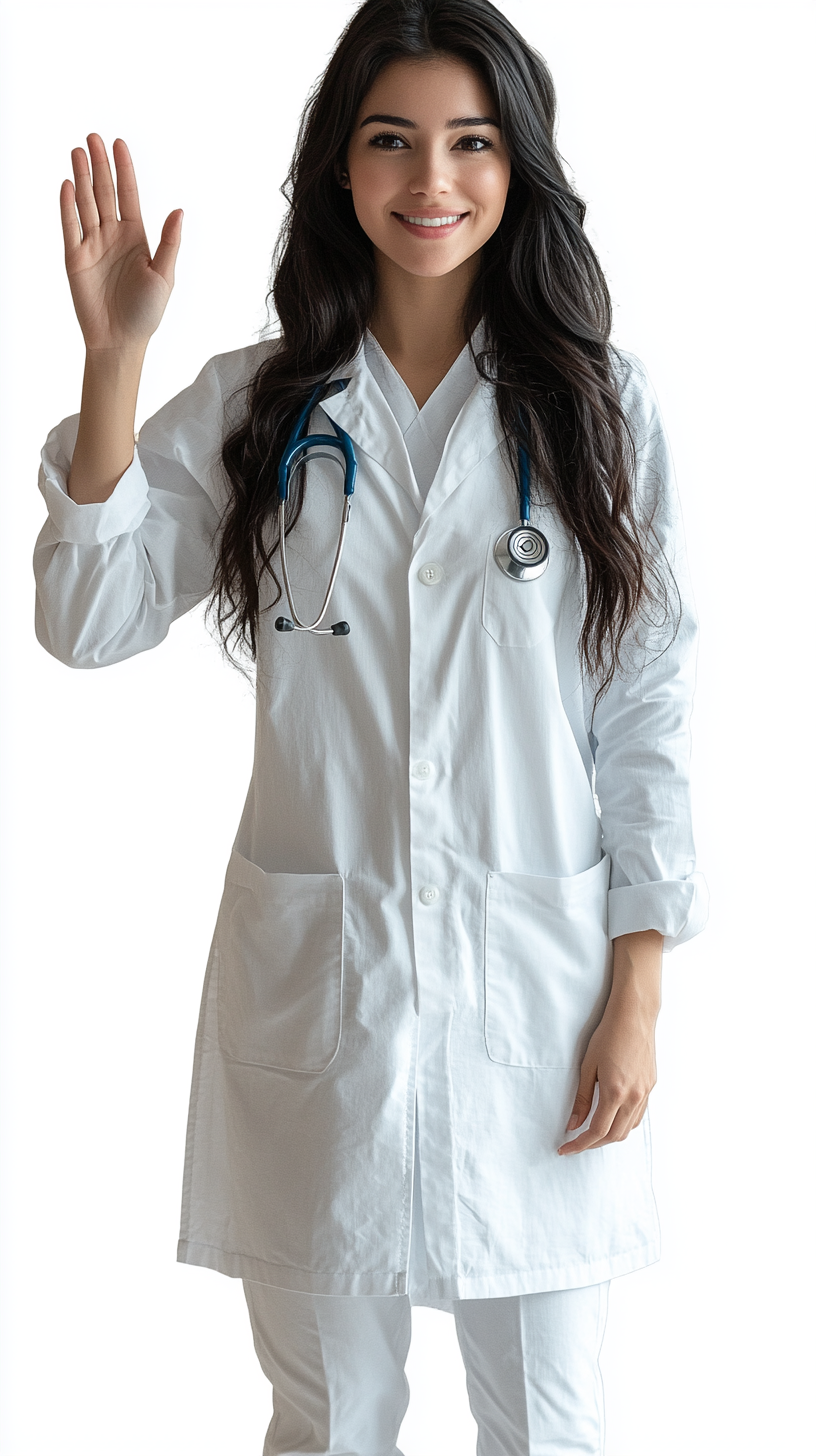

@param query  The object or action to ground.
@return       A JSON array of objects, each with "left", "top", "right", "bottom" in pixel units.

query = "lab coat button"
[
  {"left": 419, "top": 885, "right": 440, "bottom": 905},
  {"left": 411, "top": 760, "right": 433, "bottom": 779},
  {"left": 417, "top": 561, "right": 444, "bottom": 586}
]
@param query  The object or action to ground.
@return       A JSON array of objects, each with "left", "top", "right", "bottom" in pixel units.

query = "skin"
[
  {"left": 343, "top": 55, "right": 512, "bottom": 406},
  {"left": 61, "top": 135, "right": 182, "bottom": 504},
  {"left": 59, "top": 57, "right": 663, "bottom": 1152}
]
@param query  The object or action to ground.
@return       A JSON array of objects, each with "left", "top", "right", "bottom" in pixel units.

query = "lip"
[{"left": 392, "top": 210, "right": 469, "bottom": 239}]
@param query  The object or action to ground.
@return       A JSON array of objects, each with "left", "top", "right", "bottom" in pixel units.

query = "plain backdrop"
[{"left": 1, "top": 1, "right": 814, "bottom": 1452}]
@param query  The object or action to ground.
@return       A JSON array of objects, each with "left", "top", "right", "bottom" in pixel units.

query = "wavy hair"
[{"left": 214, "top": 0, "right": 674, "bottom": 694}]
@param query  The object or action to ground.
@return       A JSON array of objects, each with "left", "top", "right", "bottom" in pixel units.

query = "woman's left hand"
[{"left": 557, "top": 929, "right": 663, "bottom": 1156}]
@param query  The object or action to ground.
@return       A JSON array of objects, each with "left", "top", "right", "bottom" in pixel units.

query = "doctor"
[{"left": 34, "top": 0, "right": 707, "bottom": 1451}]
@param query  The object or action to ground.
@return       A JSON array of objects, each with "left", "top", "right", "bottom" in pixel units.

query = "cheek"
[
  {"left": 348, "top": 164, "right": 393, "bottom": 231},
  {"left": 474, "top": 163, "right": 511, "bottom": 219},
  {"left": 351, "top": 189, "right": 390, "bottom": 245}
]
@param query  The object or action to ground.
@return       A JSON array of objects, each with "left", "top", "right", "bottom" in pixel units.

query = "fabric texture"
[
  {"left": 33, "top": 335, "right": 707, "bottom": 1303},
  {"left": 243, "top": 1276, "right": 609, "bottom": 1456}
]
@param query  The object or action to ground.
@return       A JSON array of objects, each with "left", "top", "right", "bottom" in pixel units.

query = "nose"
[{"left": 407, "top": 141, "right": 453, "bottom": 199}]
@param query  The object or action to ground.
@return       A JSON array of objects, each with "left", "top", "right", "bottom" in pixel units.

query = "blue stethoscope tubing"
[
  {"left": 274, "top": 380, "right": 549, "bottom": 638},
  {"left": 492, "top": 441, "right": 550, "bottom": 582},
  {"left": 275, "top": 381, "right": 356, "bottom": 636}
]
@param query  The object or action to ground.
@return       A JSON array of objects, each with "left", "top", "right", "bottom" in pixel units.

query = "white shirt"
[
  {"left": 363, "top": 329, "right": 480, "bottom": 499},
  {"left": 33, "top": 336, "right": 707, "bottom": 1304}
]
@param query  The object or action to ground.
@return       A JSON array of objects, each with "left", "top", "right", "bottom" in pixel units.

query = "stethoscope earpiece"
[{"left": 275, "top": 615, "right": 350, "bottom": 637}]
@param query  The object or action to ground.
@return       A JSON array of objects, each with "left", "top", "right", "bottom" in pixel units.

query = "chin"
[{"left": 388, "top": 247, "right": 472, "bottom": 279}]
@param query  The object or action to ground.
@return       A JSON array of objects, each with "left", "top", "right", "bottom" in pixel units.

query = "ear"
[{"left": 335, "top": 162, "right": 351, "bottom": 189}]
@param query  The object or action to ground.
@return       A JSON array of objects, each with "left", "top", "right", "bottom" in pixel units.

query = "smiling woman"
[
  {"left": 32, "top": 0, "right": 707, "bottom": 1452},
  {"left": 343, "top": 58, "right": 512, "bottom": 402},
  {"left": 347, "top": 61, "right": 510, "bottom": 258}
]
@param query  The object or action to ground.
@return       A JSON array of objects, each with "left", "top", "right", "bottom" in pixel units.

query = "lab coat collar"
[{"left": 318, "top": 337, "right": 505, "bottom": 518}]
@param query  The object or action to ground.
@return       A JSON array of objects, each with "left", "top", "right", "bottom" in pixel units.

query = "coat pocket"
[
  {"left": 216, "top": 849, "right": 344, "bottom": 1073},
  {"left": 481, "top": 531, "right": 558, "bottom": 648},
  {"left": 484, "top": 855, "right": 612, "bottom": 1069}
]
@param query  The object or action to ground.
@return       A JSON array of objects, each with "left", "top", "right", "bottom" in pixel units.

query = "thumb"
[
  {"left": 566, "top": 1061, "right": 597, "bottom": 1132},
  {"left": 151, "top": 208, "right": 183, "bottom": 287}
]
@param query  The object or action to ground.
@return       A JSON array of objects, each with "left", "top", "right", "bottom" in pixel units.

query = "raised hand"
[{"left": 60, "top": 134, "right": 182, "bottom": 354}]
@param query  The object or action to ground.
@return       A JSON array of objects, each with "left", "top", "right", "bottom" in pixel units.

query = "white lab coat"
[{"left": 33, "top": 338, "right": 707, "bottom": 1305}]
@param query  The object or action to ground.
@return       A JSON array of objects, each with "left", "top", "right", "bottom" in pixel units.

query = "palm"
[{"left": 60, "top": 135, "right": 181, "bottom": 353}]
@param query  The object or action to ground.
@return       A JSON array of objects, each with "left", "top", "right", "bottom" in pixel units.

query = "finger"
[
  {"left": 558, "top": 1091, "right": 619, "bottom": 1155},
  {"left": 584, "top": 1104, "right": 638, "bottom": 1150},
  {"left": 87, "top": 132, "right": 117, "bottom": 223},
  {"left": 59, "top": 178, "right": 82, "bottom": 256},
  {"left": 112, "top": 138, "right": 142, "bottom": 224},
  {"left": 71, "top": 145, "right": 99, "bottom": 237},
  {"left": 565, "top": 1060, "right": 597, "bottom": 1132},
  {"left": 151, "top": 209, "right": 183, "bottom": 287},
  {"left": 630, "top": 1095, "right": 652, "bottom": 1131},
  {"left": 560, "top": 1090, "right": 648, "bottom": 1155}
]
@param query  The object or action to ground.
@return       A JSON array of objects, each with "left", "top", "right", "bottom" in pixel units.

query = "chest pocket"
[
  {"left": 216, "top": 849, "right": 344, "bottom": 1073},
  {"left": 480, "top": 523, "right": 569, "bottom": 648},
  {"left": 484, "top": 855, "right": 612, "bottom": 1069}
]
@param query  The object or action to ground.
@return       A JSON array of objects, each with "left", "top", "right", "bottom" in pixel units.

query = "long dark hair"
[{"left": 214, "top": 0, "right": 673, "bottom": 692}]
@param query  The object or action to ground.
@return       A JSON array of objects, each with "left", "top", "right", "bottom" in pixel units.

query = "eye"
[
  {"left": 453, "top": 134, "right": 495, "bottom": 153},
  {"left": 369, "top": 131, "right": 410, "bottom": 150}
]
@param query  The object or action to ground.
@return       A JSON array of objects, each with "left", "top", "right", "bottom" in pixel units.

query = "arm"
[
  {"left": 59, "top": 133, "right": 182, "bottom": 503},
  {"left": 36, "top": 136, "right": 234, "bottom": 668},
  {"left": 34, "top": 357, "right": 234, "bottom": 668},
  {"left": 558, "top": 929, "right": 662, "bottom": 1155},
  {"left": 559, "top": 356, "right": 707, "bottom": 1155}
]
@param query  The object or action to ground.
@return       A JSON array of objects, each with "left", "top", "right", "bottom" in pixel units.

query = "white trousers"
[{"left": 243, "top": 1278, "right": 610, "bottom": 1455}]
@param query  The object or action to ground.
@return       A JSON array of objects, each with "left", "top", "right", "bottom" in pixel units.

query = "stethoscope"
[{"left": 274, "top": 381, "right": 549, "bottom": 638}]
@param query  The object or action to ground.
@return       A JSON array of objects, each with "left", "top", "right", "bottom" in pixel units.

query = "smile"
[
  {"left": 393, "top": 211, "right": 468, "bottom": 239},
  {"left": 396, "top": 212, "right": 465, "bottom": 227}
]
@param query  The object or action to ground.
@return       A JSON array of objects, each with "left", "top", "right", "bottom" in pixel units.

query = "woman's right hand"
[{"left": 60, "top": 134, "right": 182, "bottom": 355}]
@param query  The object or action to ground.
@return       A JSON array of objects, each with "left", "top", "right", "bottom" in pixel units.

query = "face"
[{"left": 343, "top": 55, "right": 512, "bottom": 279}]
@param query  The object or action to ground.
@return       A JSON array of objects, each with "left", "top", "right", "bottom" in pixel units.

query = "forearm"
[
  {"left": 559, "top": 928, "right": 662, "bottom": 1153},
  {"left": 67, "top": 345, "right": 147, "bottom": 504},
  {"left": 608, "top": 928, "right": 663, "bottom": 1022}
]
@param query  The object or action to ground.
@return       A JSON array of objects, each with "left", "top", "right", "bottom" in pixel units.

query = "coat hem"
[{"left": 176, "top": 1236, "right": 660, "bottom": 1301}]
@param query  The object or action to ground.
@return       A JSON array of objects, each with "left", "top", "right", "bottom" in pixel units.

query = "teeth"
[{"left": 402, "top": 214, "right": 462, "bottom": 227}]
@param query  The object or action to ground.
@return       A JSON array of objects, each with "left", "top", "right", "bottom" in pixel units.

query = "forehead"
[{"left": 356, "top": 55, "right": 495, "bottom": 123}]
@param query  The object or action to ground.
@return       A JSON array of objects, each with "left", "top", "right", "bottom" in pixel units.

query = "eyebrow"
[{"left": 358, "top": 113, "right": 500, "bottom": 129}]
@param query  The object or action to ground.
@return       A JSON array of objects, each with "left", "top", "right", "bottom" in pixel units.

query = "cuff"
[
  {"left": 608, "top": 872, "right": 709, "bottom": 952},
  {"left": 38, "top": 414, "right": 151, "bottom": 545}
]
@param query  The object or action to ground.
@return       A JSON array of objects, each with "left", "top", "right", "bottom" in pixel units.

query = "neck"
[{"left": 368, "top": 251, "right": 479, "bottom": 408}]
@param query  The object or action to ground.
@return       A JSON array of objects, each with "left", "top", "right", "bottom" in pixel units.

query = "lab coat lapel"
[
  {"left": 320, "top": 345, "right": 506, "bottom": 519},
  {"left": 420, "top": 375, "right": 505, "bottom": 518},
  {"left": 320, "top": 347, "right": 420, "bottom": 507}
]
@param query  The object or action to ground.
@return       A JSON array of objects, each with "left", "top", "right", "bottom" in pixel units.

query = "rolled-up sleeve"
[
  {"left": 33, "top": 347, "right": 263, "bottom": 669},
  {"left": 585, "top": 355, "right": 708, "bottom": 952}
]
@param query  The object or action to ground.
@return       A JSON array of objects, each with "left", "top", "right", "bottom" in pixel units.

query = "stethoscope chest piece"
[{"left": 494, "top": 523, "right": 550, "bottom": 581}]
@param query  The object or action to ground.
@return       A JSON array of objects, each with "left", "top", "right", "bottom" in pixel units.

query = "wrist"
[
  {"left": 609, "top": 930, "right": 663, "bottom": 1019},
  {"left": 83, "top": 342, "right": 148, "bottom": 372}
]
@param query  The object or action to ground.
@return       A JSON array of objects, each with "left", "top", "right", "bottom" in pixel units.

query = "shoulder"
[
  {"left": 140, "top": 338, "right": 280, "bottom": 438},
  {"left": 609, "top": 347, "right": 662, "bottom": 435},
  {"left": 208, "top": 336, "right": 282, "bottom": 395},
  {"left": 180, "top": 337, "right": 282, "bottom": 428},
  {"left": 136, "top": 337, "right": 281, "bottom": 507}
]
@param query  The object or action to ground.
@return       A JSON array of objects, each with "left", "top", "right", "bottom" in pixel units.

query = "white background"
[{"left": 1, "top": 1, "right": 814, "bottom": 1452}]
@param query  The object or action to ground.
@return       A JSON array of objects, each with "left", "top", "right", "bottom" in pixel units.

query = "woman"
[{"left": 34, "top": 0, "right": 707, "bottom": 1451}]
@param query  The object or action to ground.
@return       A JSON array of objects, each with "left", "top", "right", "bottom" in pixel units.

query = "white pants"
[{"left": 243, "top": 1278, "right": 610, "bottom": 1455}]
